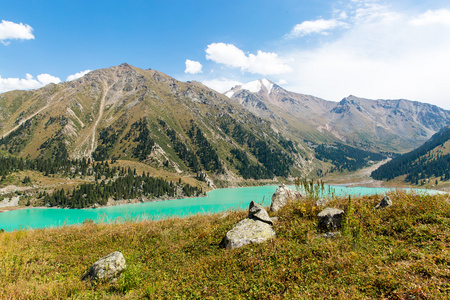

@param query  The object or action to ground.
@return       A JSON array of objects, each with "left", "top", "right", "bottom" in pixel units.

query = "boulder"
[
  {"left": 248, "top": 201, "right": 273, "bottom": 225},
  {"left": 270, "top": 184, "right": 304, "bottom": 212},
  {"left": 81, "top": 251, "right": 126, "bottom": 281},
  {"left": 317, "top": 207, "right": 344, "bottom": 231},
  {"left": 374, "top": 196, "right": 392, "bottom": 209},
  {"left": 220, "top": 201, "right": 275, "bottom": 249},
  {"left": 219, "top": 218, "right": 276, "bottom": 249}
]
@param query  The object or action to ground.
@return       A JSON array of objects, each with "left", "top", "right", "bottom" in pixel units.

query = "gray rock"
[
  {"left": 248, "top": 201, "right": 273, "bottom": 225},
  {"left": 219, "top": 218, "right": 276, "bottom": 249},
  {"left": 374, "top": 196, "right": 392, "bottom": 209},
  {"left": 315, "top": 198, "right": 329, "bottom": 207},
  {"left": 81, "top": 251, "right": 126, "bottom": 281},
  {"left": 320, "top": 231, "right": 341, "bottom": 239},
  {"left": 317, "top": 207, "right": 344, "bottom": 231},
  {"left": 270, "top": 184, "right": 304, "bottom": 212}
]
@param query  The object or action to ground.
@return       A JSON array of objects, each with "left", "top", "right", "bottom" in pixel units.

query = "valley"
[{"left": 0, "top": 64, "right": 449, "bottom": 211}]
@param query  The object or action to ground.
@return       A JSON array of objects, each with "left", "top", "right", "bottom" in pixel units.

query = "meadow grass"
[{"left": 0, "top": 192, "right": 448, "bottom": 299}]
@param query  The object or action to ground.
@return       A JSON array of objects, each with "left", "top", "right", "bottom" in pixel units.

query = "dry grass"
[{"left": 0, "top": 192, "right": 449, "bottom": 299}]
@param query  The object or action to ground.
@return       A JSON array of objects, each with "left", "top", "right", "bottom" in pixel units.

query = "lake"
[{"left": 0, "top": 185, "right": 442, "bottom": 231}]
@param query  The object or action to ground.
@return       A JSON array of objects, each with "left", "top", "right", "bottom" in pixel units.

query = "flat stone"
[{"left": 248, "top": 201, "right": 273, "bottom": 225}]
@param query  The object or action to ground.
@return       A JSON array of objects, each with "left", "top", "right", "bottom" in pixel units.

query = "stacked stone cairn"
[{"left": 220, "top": 201, "right": 276, "bottom": 249}]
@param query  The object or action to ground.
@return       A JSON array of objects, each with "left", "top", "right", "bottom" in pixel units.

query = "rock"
[
  {"left": 319, "top": 231, "right": 341, "bottom": 239},
  {"left": 374, "top": 196, "right": 392, "bottom": 209},
  {"left": 315, "top": 198, "right": 329, "bottom": 207},
  {"left": 81, "top": 251, "right": 126, "bottom": 281},
  {"left": 248, "top": 201, "right": 273, "bottom": 225},
  {"left": 270, "top": 216, "right": 279, "bottom": 223},
  {"left": 317, "top": 208, "right": 344, "bottom": 231},
  {"left": 219, "top": 218, "right": 276, "bottom": 249},
  {"left": 270, "top": 184, "right": 303, "bottom": 212},
  {"left": 220, "top": 201, "right": 276, "bottom": 249},
  {"left": 219, "top": 212, "right": 229, "bottom": 219}
]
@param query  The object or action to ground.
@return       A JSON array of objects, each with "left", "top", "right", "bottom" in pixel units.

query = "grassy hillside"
[{"left": 1, "top": 192, "right": 449, "bottom": 299}]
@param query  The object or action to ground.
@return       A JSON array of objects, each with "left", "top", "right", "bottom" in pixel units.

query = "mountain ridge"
[
  {"left": 226, "top": 79, "right": 450, "bottom": 153},
  {"left": 0, "top": 64, "right": 311, "bottom": 184}
]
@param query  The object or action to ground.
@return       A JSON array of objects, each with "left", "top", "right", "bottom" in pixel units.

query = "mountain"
[
  {"left": 226, "top": 80, "right": 450, "bottom": 153},
  {"left": 0, "top": 64, "right": 309, "bottom": 183},
  {"left": 371, "top": 125, "right": 450, "bottom": 186}
]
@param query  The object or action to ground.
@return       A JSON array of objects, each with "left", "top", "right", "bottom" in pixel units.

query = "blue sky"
[{"left": 1, "top": 0, "right": 450, "bottom": 109}]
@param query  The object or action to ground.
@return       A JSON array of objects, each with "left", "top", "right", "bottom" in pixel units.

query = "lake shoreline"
[{"left": 1, "top": 180, "right": 446, "bottom": 214}]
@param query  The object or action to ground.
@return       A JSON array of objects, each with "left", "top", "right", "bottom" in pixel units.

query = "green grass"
[{"left": 0, "top": 192, "right": 449, "bottom": 299}]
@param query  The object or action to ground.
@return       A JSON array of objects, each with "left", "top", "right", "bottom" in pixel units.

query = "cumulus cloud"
[
  {"left": 202, "top": 78, "right": 243, "bottom": 93},
  {"left": 184, "top": 60, "right": 203, "bottom": 74},
  {"left": 281, "top": 4, "right": 450, "bottom": 109},
  {"left": 0, "top": 20, "right": 34, "bottom": 45},
  {"left": 0, "top": 73, "right": 61, "bottom": 93},
  {"left": 66, "top": 70, "right": 91, "bottom": 81},
  {"left": 205, "top": 43, "right": 292, "bottom": 75},
  {"left": 288, "top": 19, "right": 348, "bottom": 37}
]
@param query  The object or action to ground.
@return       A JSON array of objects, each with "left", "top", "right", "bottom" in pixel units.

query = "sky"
[{"left": 1, "top": 0, "right": 450, "bottom": 109}]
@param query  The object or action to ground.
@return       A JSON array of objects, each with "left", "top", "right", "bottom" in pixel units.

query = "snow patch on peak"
[
  {"left": 241, "top": 80, "right": 262, "bottom": 93},
  {"left": 225, "top": 90, "right": 234, "bottom": 98},
  {"left": 261, "top": 79, "right": 273, "bottom": 94},
  {"left": 239, "top": 79, "right": 274, "bottom": 94}
]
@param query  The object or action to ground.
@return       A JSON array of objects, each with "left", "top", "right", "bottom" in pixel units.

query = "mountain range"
[
  {"left": 226, "top": 79, "right": 450, "bottom": 153},
  {"left": 1, "top": 64, "right": 450, "bottom": 185}
]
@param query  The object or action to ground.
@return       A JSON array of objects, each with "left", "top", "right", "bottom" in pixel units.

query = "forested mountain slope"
[{"left": 371, "top": 125, "right": 450, "bottom": 184}]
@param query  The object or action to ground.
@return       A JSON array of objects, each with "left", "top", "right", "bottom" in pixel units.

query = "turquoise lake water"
[{"left": 0, "top": 185, "right": 443, "bottom": 231}]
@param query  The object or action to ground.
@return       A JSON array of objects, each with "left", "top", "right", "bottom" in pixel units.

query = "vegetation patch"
[{"left": 0, "top": 192, "right": 448, "bottom": 298}]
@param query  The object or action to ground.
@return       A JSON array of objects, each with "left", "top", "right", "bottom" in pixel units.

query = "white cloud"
[
  {"left": 184, "top": 60, "right": 203, "bottom": 74},
  {"left": 202, "top": 78, "right": 243, "bottom": 93},
  {"left": 288, "top": 19, "right": 348, "bottom": 37},
  {"left": 37, "top": 74, "right": 61, "bottom": 85},
  {"left": 281, "top": 5, "right": 450, "bottom": 110},
  {"left": 410, "top": 9, "right": 450, "bottom": 26},
  {"left": 278, "top": 79, "right": 288, "bottom": 85},
  {"left": 0, "top": 20, "right": 34, "bottom": 45},
  {"left": 206, "top": 43, "right": 248, "bottom": 68},
  {"left": 205, "top": 43, "right": 292, "bottom": 75},
  {"left": 66, "top": 70, "right": 91, "bottom": 81},
  {"left": 0, "top": 73, "right": 61, "bottom": 93}
]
